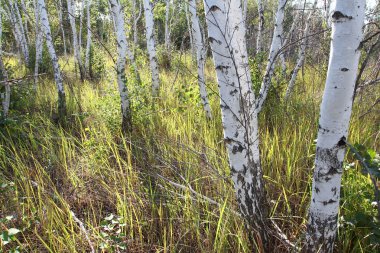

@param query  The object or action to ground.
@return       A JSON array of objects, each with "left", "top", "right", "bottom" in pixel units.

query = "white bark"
[
  {"left": 79, "top": 0, "right": 84, "bottom": 48},
  {"left": 143, "top": 0, "right": 160, "bottom": 96},
  {"left": 164, "top": 0, "right": 170, "bottom": 50},
  {"left": 67, "top": 0, "right": 84, "bottom": 80},
  {"left": 305, "top": 1, "right": 365, "bottom": 252},
  {"left": 256, "top": 0, "right": 287, "bottom": 113},
  {"left": 38, "top": 0, "right": 66, "bottom": 117},
  {"left": 7, "top": 0, "right": 29, "bottom": 63},
  {"left": 85, "top": 0, "right": 92, "bottom": 74},
  {"left": 203, "top": 0, "right": 269, "bottom": 246},
  {"left": 280, "top": 10, "right": 299, "bottom": 75},
  {"left": 189, "top": 0, "right": 212, "bottom": 119},
  {"left": 242, "top": 0, "right": 248, "bottom": 23},
  {"left": 34, "top": 0, "right": 43, "bottom": 88},
  {"left": 285, "top": 0, "right": 317, "bottom": 99},
  {"left": 0, "top": 10, "right": 10, "bottom": 118},
  {"left": 109, "top": 0, "right": 132, "bottom": 129},
  {"left": 256, "top": 0, "right": 264, "bottom": 55}
]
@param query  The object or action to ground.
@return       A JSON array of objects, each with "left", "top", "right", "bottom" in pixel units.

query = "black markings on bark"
[
  {"left": 332, "top": 11, "right": 353, "bottom": 21},
  {"left": 232, "top": 144, "right": 244, "bottom": 154},
  {"left": 209, "top": 5, "right": 221, "bottom": 12},
  {"left": 322, "top": 199, "right": 337, "bottom": 205},
  {"left": 340, "top": 68, "right": 349, "bottom": 72},
  {"left": 337, "top": 136, "right": 346, "bottom": 147}
]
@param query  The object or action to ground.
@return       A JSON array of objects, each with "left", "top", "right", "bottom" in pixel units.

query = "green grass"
[{"left": 0, "top": 52, "right": 379, "bottom": 252}]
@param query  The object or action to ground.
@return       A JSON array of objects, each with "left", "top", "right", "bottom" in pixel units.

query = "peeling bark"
[{"left": 305, "top": 1, "right": 366, "bottom": 252}]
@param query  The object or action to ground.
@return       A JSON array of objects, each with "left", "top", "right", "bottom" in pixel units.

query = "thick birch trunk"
[
  {"left": 143, "top": 0, "right": 160, "bottom": 96},
  {"left": 285, "top": 0, "right": 317, "bottom": 99},
  {"left": 256, "top": 0, "right": 287, "bottom": 113},
  {"left": 34, "top": 0, "right": 43, "bottom": 88},
  {"left": 189, "top": 0, "right": 212, "bottom": 119},
  {"left": 109, "top": 0, "right": 132, "bottom": 130},
  {"left": 256, "top": 0, "right": 264, "bottom": 55},
  {"left": 203, "top": 0, "right": 270, "bottom": 247},
  {"left": 67, "top": 0, "right": 84, "bottom": 81},
  {"left": 85, "top": 0, "right": 92, "bottom": 75},
  {"left": 38, "top": 0, "right": 66, "bottom": 118},
  {"left": 164, "top": 0, "right": 170, "bottom": 50},
  {"left": 305, "top": 1, "right": 365, "bottom": 252}
]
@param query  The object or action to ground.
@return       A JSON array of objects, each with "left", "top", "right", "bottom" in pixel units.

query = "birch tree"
[
  {"left": 285, "top": 0, "right": 317, "bottom": 99},
  {"left": 57, "top": 0, "right": 67, "bottom": 57},
  {"left": 143, "top": 0, "right": 160, "bottom": 96},
  {"left": 38, "top": 0, "right": 66, "bottom": 117},
  {"left": 67, "top": 0, "right": 84, "bottom": 81},
  {"left": 132, "top": 0, "right": 142, "bottom": 45},
  {"left": 0, "top": 9, "right": 10, "bottom": 117},
  {"left": 203, "top": 0, "right": 270, "bottom": 247},
  {"left": 305, "top": 1, "right": 366, "bottom": 251},
  {"left": 256, "top": 0, "right": 264, "bottom": 55},
  {"left": 256, "top": 0, "right": 287, "bottom": 113},
  {"left": 164, "top": 0, "right": 170, "bottom": 50},
  {"left": 34, "top": 0, "right": 43, "bottom": 88},
  {"left": 189, "top": 0, "right": 212, "bottom": 119},
  {"left": 85, "top": 0, "right": 92, "bottom": 75},
  {"left": 109, "top": 0, "right": 132, "bottom": 130}
]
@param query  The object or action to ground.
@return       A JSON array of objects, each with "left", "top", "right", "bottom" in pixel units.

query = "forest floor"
[{"left": 0, "top": 53, "right": 379, "bottom": 252}]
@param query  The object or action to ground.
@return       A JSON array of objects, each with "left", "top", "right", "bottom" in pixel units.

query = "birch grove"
[
  {"left": 143, "top": 0, "right": 160, "bottom": 96},
  {"left": 189, "top": 0, "right": 212, "bottom": 119},
  {"left": 305, "top": 0, "right": 366, "bottom": 251}
]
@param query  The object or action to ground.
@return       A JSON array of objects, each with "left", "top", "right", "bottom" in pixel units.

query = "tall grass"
[{"left": 0, "top": 52, "right": 379, "bottom": 252}]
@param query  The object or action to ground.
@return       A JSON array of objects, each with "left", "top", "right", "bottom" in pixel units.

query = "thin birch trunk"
[
  {"left": 34, "top": 0, "right": 43, "bottom": 88},
  {"left": 0, "top": 10, "right": 10, "bottom": 118},
  {"left": 67, "top": 0, "right": 84, "bottom": 81},
  {"left": 185, "top": 3, "right": 194, "bottom": 56},
  {"left": 8, "top": 0, "right": 29, "bottom": 63},
  {"left": 285, "top": 0, "right": 317, "bottom": 99},
  {"left": 203, "top": 0, "right": 270, "bottom": 247},
  {"left": 85, "top": 0, "right": 92, "bottom": 75},
  {"left": 189, "top": 0, "right": 212, "bottom": 119},
  {"left": 143, "top": 0, "right": 160, "bottom": 96},
  {"left": 38, "top": 0, "right": 66, "bottom": 118},
  {"left": 164, "top": 0, "right": 170, "bottom": 50},
  {"left": 109, "top": 0, "right": 132, "bottom": 130},
  {"left": 256, "top": 0, "right": 287, "bottom": 113},
  {"left": 132, "top": 0, "right": 142, "bottom": 46},
  {"left": 256, "top": 0, "right": 264, "bottom": 55},
  {"left": 305, "top": 1, "right": 365, "bottom": 252},
  {"left": 280, "top": 10, "right": 299, "bottom": 75},
  {"left": 79, "top": 0, "right": 83, "bottom": 48},
  {"left": 58, "top": 0, "right": 67, "bottom": 57}
]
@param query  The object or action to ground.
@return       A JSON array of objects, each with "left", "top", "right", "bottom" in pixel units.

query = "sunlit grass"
[{"left": 0, "top": 52, "right": 379, "bottom": 252}]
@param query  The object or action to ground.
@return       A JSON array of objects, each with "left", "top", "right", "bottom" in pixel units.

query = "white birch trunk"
[
  {"left": 256, "top": 0, "right": 287, "bottom": 113},
  {"left": 85, "top": 0, "right": 92, "bottom": 75},
  {"left": 14, "top": 0, "right": 28, "bottom": 49},
  {"left": 285, "top": 0, "right": 317, "bottom": 99},
  {"left": 143, "top": 0, "right": 160, "bottom": 96},
  {"left": 8, "top": 0, "right": 29, "bottom": 63},
  {"left": 79, "top": 0, "right": 83, "bottom": 48},
  {"left": 242, "top": 0, "right": 248, "bottom": 23},
  {"left": 38, "top": 0, "right": 66, "bottom": 117},
  {"left": 280, "top": 10, "right": 299, "bottom": 75},
  {"left": 67, "top": 0, "right": 84, "bottom": 80},
  {"left": 58, "top": 0, "right": 67, "bottom": 57},
  {"left": 256, "top": 0, "right": 264, "bottom": 55},
  {"left": 203, "top": 0, "right": 270, "bottom": 247},
  {"left": 164, "top": 0, "right": 170, "bottom": 50},
  {"left": 34, "top": 0, "right": 43, "bottom": 88},
  {"left": 132, "top": 0, "right": 142, "bottom": 45},
  {"left": 0, "top": 10, "right": 10, "bottom": 118},
  {"left": 109, "top": 0, "right": 132, "bottom": 130},
  {"left": 189, "top": 0, "right": 212, "bottom": 119},
  {"left": 305, "top": 1, "right": 365, "bottom": 252}
]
